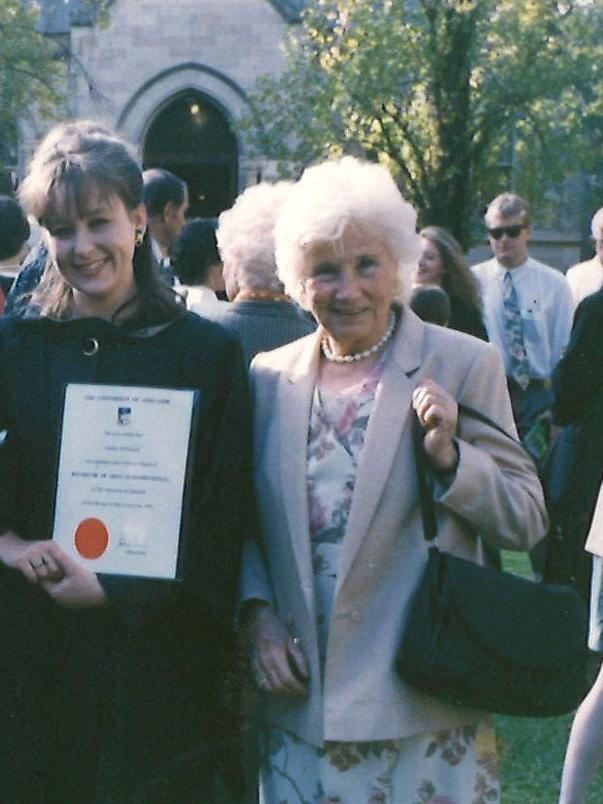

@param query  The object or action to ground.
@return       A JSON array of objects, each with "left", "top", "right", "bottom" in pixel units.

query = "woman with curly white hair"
[
  {"left": 212, "top": 181, "right": 315, "bottom": 365},
  {"left": 240, "top": 156, "right": 547, "bottom": 802}
]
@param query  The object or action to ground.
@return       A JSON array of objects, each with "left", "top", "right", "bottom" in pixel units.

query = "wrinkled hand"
[
  {"left": 412, "top": 379, "right": 459, "bottom": 473},
  {"left": 245, "top": 603, "right": 309, "bottom": 696}
]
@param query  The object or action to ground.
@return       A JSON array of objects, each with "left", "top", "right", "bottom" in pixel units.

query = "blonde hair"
[{"left": 484, "top": 192, "right": 531, "bottom": 227}]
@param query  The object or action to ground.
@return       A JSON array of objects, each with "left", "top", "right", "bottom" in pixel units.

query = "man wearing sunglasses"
[
  {"left": 566, "top": 207, "right": 603, "bottom": 305},
  {"left": 472, "top": 193, "right": 574, "bottom": 449}
]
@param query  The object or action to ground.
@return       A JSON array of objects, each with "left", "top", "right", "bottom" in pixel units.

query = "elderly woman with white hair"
[
  {"left": 212, "top": 181, "right": 315, "bottom": 365},
  {"left": 240, "top": 156, "right": 547, "bottom": 803}
]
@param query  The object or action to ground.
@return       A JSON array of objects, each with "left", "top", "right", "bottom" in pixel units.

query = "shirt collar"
[
  {"left": 150, "top": 237, "right": 165, "bottom": 262},
  {"left": 495, "top": 256, "right": 530, "bottom": 277}
]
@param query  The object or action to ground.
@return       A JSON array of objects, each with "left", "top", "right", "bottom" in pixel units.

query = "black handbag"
[{"left": 395, "top": 405, "right": 590, "bottom": 717}]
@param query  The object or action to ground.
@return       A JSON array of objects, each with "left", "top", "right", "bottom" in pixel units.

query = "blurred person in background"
[
  {"left": 171, "top": 217, "right": 228, "bottom": 317},
  {"left": 556, "top": 284, "right": 603, "bottom": 803},
  {"left": 142, "top": 167, "right": 189, "bottom": 285},
  {"left": 472, "top": 193, "right": 574, "bottom": 444},
  {"left": 213, "top": 181, "right": 315, "bottom": 366},
  {"left": 566, "top": 207, "right": 603, "bottom": 305},
  {"left": 472, "top": 193, "right": 575, "bottom": 578},
  {"left": 0, "top": 196, "right": 31, "bottom": 313},
  {"left": 409, "top": 284, "right": 451, "bottom": 327},
  {"left": 413, "top": 225, "right": 486, "bottom": 340}
]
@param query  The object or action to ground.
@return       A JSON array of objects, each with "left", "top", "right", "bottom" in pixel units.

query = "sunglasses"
[{"left": 487, "top": 225, "right": 527, "bottom": 240}]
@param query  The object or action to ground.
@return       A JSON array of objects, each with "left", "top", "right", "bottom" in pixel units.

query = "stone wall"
[{"left": 20, "top": 0, "right": 292, "bottom": 187}]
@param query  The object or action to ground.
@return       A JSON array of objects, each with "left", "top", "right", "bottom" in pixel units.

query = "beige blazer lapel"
[
  {"left": 278, "top": 332, "right": 322, "bottom": 614},
  {"left": 335, "top": 308, "right": 425, "bottom": 593}
]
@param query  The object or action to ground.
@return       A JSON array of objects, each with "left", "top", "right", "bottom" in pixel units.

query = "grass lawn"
[{"left": 496, "top": 551, "right": 603, "bottom": 803}]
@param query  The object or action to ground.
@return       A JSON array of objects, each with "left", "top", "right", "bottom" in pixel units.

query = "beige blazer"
[{"left": 242, "top": 306, "right": 548, "bottom": 747}]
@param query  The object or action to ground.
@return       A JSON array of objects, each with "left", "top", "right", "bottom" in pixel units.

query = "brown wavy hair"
[
  {"left": 419, "top": 226, "right": 482, "bottom": 311},
  {"left": 18, "top": 120, "right": 184, "bottom": 327}
]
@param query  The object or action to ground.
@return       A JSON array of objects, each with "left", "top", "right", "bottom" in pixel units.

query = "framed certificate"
[{"left": 53, "top": 383, "right": 199, "bottom": 580}]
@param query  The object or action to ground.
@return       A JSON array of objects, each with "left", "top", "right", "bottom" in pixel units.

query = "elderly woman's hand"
[
  {"left": 412, "top": 379, "right": 459, "bottom": 474},
  {"left": 243, "top": 602, "right": 309, "bottom": 696}
]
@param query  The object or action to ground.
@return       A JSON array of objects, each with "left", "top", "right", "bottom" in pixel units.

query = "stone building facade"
[
  {"left": 21, "top": 0, "right": 305, "bottom": 217},
  {"left": 19, "top": 0, "right": 595, "bottom": 267}
]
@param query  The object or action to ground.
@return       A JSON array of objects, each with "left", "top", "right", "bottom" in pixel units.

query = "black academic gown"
[{"left": 0, "top": 311, "right": 253, "bottom": 803}]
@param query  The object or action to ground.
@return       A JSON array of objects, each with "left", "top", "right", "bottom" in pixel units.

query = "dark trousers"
[
  {"left": 508, "top": 378, "right": 554, "bottom": 577},
  {"left": 507, "top": 377, "right": 553, "bottom": 442}
]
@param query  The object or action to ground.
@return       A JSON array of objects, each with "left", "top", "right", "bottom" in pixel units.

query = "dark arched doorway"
[{"left": 143, "top": 91, "right": 238, "bottom": 218}]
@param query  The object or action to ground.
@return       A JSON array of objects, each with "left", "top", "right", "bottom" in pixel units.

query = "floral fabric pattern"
[
  {"left": 306, "top": 360, "right": 383, "bottom": 668},
  {"left": 260, "top": 350, "right": 500, "bottom": 802},
  {"left": 260, "top": 720, "right": 499, "bottom": 803}
]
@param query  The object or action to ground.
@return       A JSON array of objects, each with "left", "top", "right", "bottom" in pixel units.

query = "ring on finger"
[
  {"left": 291, "top": 637, "right": 300, "bottom": 646},
  {"left": 257, "top": 673, "right": 269, "bottom": 688}
]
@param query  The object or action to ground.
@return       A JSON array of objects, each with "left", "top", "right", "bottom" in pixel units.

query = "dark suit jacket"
[{"left": 552, "top": 287, "right": 603, "bottom": 522}]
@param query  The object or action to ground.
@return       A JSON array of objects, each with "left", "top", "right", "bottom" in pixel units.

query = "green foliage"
[
  {"left": 0, "top": 0, "right": 108, "bottom": 172},
  {"left": 498, "top": 549, "right": 603, "bottom": 801},
  {"left": 0, "top": 0, "right": 66, "bottom": 165},
  {"left": 497, "top": 683, "right": 603, "bottom": 802},
  {"left": 243, "top": 0, "right": 603, "bottom": 248}
]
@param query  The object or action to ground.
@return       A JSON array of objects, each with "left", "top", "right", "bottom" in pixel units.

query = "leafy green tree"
[
  {"left": 0, "top": 0, "right": 107, "bottom": 175},
  {"left": 0, "top": 0, "right": 63, "bottom": 169},
  {"left": 244, "top": 0, "right": 603, "bottom": 248}
]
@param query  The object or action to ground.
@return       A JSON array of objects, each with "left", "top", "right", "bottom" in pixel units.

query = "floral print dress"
[{"left": 259, "top": 356, "right": 499, "bottom": 804}]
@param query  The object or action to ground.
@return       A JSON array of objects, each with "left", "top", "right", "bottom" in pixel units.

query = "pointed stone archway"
[{"left": 143, "top": 90, "right": 238, "bottom": 219}]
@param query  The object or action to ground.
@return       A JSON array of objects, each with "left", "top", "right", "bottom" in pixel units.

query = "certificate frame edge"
[
  {"left": 52, "top": 382, "right": 198, "bottom": 582},
  {"left": 173, "top": 386, "right": 201, "bottom": 582}
]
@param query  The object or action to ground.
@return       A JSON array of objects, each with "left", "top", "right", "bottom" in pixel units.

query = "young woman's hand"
[
  {"left": 0, "top": 532, "right": 66, "bottom": 583},
  {"left": 0, "top": 531, "right": 107, "bottom": 608},
  {"left": 40, "top": 552, "right": 108, "bottom": 609}
]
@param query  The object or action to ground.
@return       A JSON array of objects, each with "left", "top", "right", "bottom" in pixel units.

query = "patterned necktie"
[{"left": 502, "top": 271, "right": 530, "bottom": 390}]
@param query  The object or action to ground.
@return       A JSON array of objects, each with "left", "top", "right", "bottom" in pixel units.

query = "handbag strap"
[
  {"left": 457, "top": 403, "right": 521, "bottom": 445},
  {"left": 413, "top": 403, "right": 522, "bottom": 543}
]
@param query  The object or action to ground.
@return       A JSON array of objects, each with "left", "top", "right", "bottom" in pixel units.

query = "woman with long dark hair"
[
  {"left": 0, "top": 121, "right": 252, "bottom": 802},
  {"left": 413, "top": 225, "right": 487, "bottom": 340}
]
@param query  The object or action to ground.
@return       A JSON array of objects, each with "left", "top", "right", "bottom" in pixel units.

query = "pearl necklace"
[{"left": 321, "top": 311, "right": 397, "bottom": 363}]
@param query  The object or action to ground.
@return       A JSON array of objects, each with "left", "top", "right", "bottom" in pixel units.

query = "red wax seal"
[{"left": 74, "top": 518, "right": 109, "bottom": 559}]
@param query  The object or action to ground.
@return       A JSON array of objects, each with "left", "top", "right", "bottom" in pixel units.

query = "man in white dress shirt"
[
  {"left": 472, "top": 193, "right": 574, "bottom": 444},
  {"left": 566, "top": 207, "right": 603, "bottom": 305}
]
